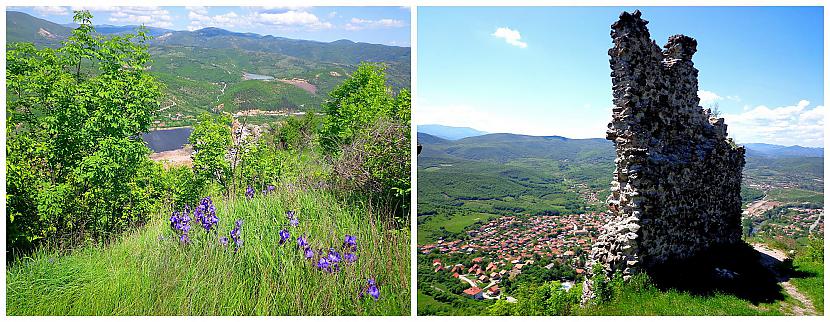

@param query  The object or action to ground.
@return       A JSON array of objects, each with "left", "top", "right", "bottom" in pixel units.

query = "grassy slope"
[
  {"left": 579, "top": 290, "right": 784, "bottom": 316},
  {"left": 790, "top": 257, "right": 824, "bottom": 314},
  {"left": 7, "top": 188, "right": 410, "bottom": 315},
  {"left": 417, "top": 212, "right": 497, "bottom": 244}
]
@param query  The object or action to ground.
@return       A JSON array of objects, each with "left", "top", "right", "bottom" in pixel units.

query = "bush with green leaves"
[
  {"left": 190, "top": 112, "right": 233, "bottom": 194},
  {"left": 6, "top": 11, "right": 163, "bottom": 253},
  {"left": 319, "top": 62, "right": 411, "bottom": 213},
  {"left": 490, "top": 281, "right": 581, "bottom": 316},
  {"left": 275, "top": 112, "right": 321, "bottom": 151}
]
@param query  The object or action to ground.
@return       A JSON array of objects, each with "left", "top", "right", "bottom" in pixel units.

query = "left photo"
[{"left": 5, "top": 6, "right": 411, "bottom": 315}]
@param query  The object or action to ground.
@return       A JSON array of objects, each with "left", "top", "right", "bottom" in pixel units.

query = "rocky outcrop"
[{"left": 583, "top": 10, "right": 745, "bottom": 301}]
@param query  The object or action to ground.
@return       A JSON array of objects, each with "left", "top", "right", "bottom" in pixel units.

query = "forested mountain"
[{"left": 7, "top": 11, "right": 411, "bottom": 127}]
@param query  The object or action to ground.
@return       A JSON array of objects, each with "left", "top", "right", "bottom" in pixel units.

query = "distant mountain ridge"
[
  {"left": 417, "top": 124, "right": 824, "bottom": 159},
  {"left": 6, "top": 11, "right": 410, "bottom": 66},
  {"left": 417, "top": 124, "right": 489, "bottom": 140},
  {"left": 742, "top": 143, "right": 824, "bottom": 158},
  {"left": 7, "top": 10, "right": 410, "bottom": 127}
]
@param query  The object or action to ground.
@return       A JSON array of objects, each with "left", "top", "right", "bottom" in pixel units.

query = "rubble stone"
[{"left": 583, "top": 10, "right": 745, "bottom": 302}]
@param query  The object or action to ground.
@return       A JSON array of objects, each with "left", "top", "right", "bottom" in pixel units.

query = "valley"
[{"left": 416, "top": 129, "right": 824, "bottom": 315}]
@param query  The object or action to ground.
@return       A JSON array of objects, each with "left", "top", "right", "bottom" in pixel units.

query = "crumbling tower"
[{"left": 584, "top": 10, "right": 746, "bottom": 300}]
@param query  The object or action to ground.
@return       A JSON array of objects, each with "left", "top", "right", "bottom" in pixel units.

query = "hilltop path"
[{"left": 752, "top": 243, "right": 816, "bottom": 315}]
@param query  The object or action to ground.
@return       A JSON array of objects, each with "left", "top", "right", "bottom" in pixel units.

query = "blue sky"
[
  {"left": 10, "top": 6, "right": 411, "bottom": 46},
  {"left": 417, "top": 7, "right": 824, "bottom": 147}
]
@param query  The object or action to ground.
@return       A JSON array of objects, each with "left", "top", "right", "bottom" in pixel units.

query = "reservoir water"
[
  {"left": 242, "top": 72, "right": 274, "bottom": 80},
  {"left": 142, "top": 127, "right": 193, "bottom": 153}
]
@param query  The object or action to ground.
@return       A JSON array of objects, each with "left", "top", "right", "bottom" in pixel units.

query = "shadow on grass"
[{"left": 646, "top": 242, "right": 816, "bottom": 305}]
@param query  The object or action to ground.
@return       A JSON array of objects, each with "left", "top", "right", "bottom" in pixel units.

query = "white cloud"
[
  {"left": 187, "top": 11, "right": 241, "bottom": 31},
  {"left": 185, "top": 6, "right": 208, "bottom": 15},
  {"left": 255, "top": 11, "right": 330, "bottom": 28},
  {"left": 698, "top": 90, "right": 722, "bottom": 106},
  {"left": 492, "top": 27, "right": 527, "bottom": 48},
  {"left": 345, "top": 18, "right": 406, "bottom": 31},
  {"left": 187, "top": 8, "right": 331, "bottom": 31},
  {"left": 722, "top": 100, "right": 824, "bottom": 147},
  {"left": 71, "top": 6, "right": 173, "bottom": 28},
  {"left": 34, "top": 6, "right": 69, "bottom": 16}
]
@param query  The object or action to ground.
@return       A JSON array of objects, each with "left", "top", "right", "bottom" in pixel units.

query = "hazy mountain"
[
  {"left": 6, "top": 11, "right": 72, "bottom": 46},
  {"left": 7, "top": 11, "right": 410, "bottom": 127},
  {"left": 417, "top": 124, "right": 489, "bottom": 140},
  {"left": 7, "top": 11, "right": 410, "bottom": 66},
  {"left": 743, "top": 143, "right": 824, "bottom": 158}
]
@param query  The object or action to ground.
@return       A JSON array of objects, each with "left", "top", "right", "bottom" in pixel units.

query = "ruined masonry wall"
[{"left": 584, "top": 10, "right": 746, "bottom": 299}]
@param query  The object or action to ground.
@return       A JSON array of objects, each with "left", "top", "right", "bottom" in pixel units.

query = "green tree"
[
  {"left": 319, "top": 62, "right": 404, "bottom": 153},
  {"left": 320, "top": 62, "right": 411, "bottom": 216},
  {"left": 190, "top": 112, "right": 232, "bottom": 193},
  {"left": 6, "top": 11, "right": 163, "bottom": 253}
]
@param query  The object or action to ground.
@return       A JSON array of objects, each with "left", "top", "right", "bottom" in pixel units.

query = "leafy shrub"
[
  {"left": 276, "top": 112, "right": 321, "bottom": 151},
  {"left": 319, "top": 62, "right": 411, "bottom": 213},
  {"left": 190, "top": 112, "right": 232, "bottom": 193},
  {"left": 6, "top": 11, "right": 162, "bottom": 253},
  {"left": 333, "top": 118, "right": 411, "bottom": 207},
  {"left": 320, "top": 63, "right": 399, "bottom": 153}
]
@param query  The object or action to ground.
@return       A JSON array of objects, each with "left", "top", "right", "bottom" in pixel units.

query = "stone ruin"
[{"left": 583, "top": 10, "right": 746, "bottom": 300}]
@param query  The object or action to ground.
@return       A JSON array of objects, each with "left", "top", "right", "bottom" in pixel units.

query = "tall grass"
[{"left": 6, "top": 187, "right": 410, "bottom": 315}]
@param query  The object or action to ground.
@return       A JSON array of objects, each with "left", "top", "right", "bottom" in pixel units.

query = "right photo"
[{"left": 416, "top": 6, "right": 824, "bottom": 316}]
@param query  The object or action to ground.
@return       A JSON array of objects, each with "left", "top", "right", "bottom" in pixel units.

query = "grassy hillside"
[{"left": 6, "top": 188, "right": 410, "bottom": 315}]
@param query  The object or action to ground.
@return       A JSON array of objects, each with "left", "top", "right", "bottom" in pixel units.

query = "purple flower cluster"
[
  {"left": 303, "top": 234, "right": 360, "bottom": 274},
  {"left": 194, "top": 197, "right": 219, "bottom": 233},
  {"left": 359, "top": 278, "right": 380, "bottom": 301},
  {"left": 169, "top": 208, "right": 192, "bottom": 244},
  {"left": 262, "top": 185, "right": 275, "bottom": 195},
  {"left": 245, "top": 186, "right": 255, "bottom": 199},
  {"left": 279, "top": 229, "right": 290, "bottom": 245},
  {"left": 228, "top": 219, "right": 243, "bottom": 251},
  {"left": 286, "top": 210, "right": 299, "bottom": 227}
]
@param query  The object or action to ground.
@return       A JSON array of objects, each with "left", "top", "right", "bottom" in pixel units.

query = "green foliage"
[
  {"left": 237, "top": 141, "right": 284, "bottom": 191},
  {"left": 504, "top": 281, "right": 581, "bottom": 315},
  {"left": 190, "top": 113, "right": 232, "bottom": 192},
  {"left": 275, "top": 113, "right": 321, "bottom": 151},
  {"left": 320, "top": 63, "right": 411, "bottom": 214},
  {"left": 788, "top": 237, "right": 824, "bottom": 314},
  {"left": 320, "top": 63, "right": 404, "bottom": 153},
  {"left": 6, "top": 11, "right": 163, "bottom": 253}
]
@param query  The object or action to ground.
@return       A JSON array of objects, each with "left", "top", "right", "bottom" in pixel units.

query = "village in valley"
[{"left": 419, "top": 212, "right": 612, "bottom": 301}]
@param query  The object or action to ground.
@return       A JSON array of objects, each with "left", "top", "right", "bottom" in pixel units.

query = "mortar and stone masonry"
[{"left": 582, "top": 10, "right": 746, "bottom": 302}]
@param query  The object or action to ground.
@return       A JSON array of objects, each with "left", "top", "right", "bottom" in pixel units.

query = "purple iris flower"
[
  {"left": 279, "top": 229, "right": 290, "bottom": 245},
  {"left": 195, "top": 197, "right": 219, "bottom": 232},
  {"left": 219, "top": 236, "right": 228, "bottom": 246},
  {"left": 230, "top": 219, "right": 243, "bottom": 251},
  {"left": 317, "top": 258, "right": 330, "bottom": 270},
  {"left": 304, "top": 247, "right": 314, "bottom": 259},
  {"left": 245, "top": 186, "right": 254, "bottom": 199},
  {"left": 267, "top": 185, "right": 275, "bottom": 193},
  {"left": 343, "top": 234, "right": 357, "bottom": 251},
  {"left": 286, "top": 211, "right": 300, "bottom": 227},
  {"left": 360, "top": 278, "right": 380, "bottom": 301},
  {"left": 345, "top": 253, "right": 357, "bottom": 263},
  {"left": 179, "top": 234, "right": 190, "bottom": 244},
  {"left": 368, "top": 284, "right": 379, "bottom": 300},
  {"left": 327, "top": 249, "right": 342, "bottom": 263},
  {"left": 297, "top": 235, "right": 308, "bottom": 248}
]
